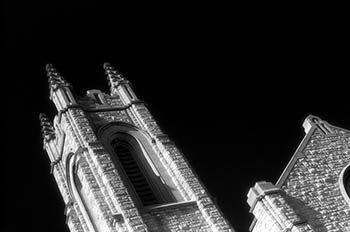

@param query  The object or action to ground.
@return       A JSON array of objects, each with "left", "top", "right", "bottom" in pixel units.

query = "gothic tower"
[
  {"left": 40, "top": 63, "right": 234, "bottom": 232},
  {"left": 247, "top": 115, "right": 350, "bottom": 231}
]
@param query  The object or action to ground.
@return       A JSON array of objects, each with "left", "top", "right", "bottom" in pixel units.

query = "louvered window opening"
[{"left": 111, "top": 138, "right": 159, "bottom": 206}]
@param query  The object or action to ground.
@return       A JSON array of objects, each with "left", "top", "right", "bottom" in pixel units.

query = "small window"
[
  {"left": 93, "top": 93, "right": 103, "bottom": 105},
  {"left": 63, "top": 88, "right": 75, "bottom": 104},
  {"left": 123, "top": 86, "right": 135, "bottom": 100},
  {"left": 86, "top": 90, "right": 106, "bottom": 106}
]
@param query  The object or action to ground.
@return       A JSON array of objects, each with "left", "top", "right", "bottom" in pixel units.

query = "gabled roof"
[{"left": 276, "top": 114, "right": 350, "bottom": 188}]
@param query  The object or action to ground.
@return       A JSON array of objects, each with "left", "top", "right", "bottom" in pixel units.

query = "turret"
[
  {"left": 46, "top": 64, "right": 77, "bottom": 111},
  {"left": 103, "top": 62, "right": 138, "bottom": 104}
]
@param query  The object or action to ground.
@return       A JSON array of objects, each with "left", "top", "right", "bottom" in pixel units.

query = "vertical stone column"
[{"left": 247, "top": 181, "right": 313, "bottom": 232}]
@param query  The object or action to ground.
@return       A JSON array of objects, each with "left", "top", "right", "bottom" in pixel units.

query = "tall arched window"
[
  {"left": 110, "top": 132, "right": 162, "bottom": 206},
  {"left": 98, "top": 123, "right": 181, "bottom": 208}
]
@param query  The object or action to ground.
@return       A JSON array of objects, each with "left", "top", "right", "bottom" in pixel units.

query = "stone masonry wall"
[
  {"left": 247, "top": 181, "right": 313, "bottom": 232},
  {"left": 249, "top": 191, "right": 313, "bottom": 232},
  {"left": 280, "top": 128, "right": 350, "bottom": 231},
  {"left": 42, "top": 64, "right": 234, "bottom": 232},
  {"left": 141, "top": 202, "right": 210, "bottom": 232},
  {"left": 248, "top": 118, "right": 350, "bottom": 232},
  {"left": 128, "top": 103, "right": 233, "bottom": 231},
  {"left": 66, "top": 107, "right": 149, "bottom": 232}
]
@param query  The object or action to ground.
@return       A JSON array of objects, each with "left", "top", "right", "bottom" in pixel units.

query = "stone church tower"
[
  {"left": 247, "top": 115, "right": 350, "bottom": 231},
  {"left": 40, "top": 63, "right": 234, "bottom": 232}
]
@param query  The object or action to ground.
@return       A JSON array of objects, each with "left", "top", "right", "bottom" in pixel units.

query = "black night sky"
[{"left": 4, "top": 2, "right": 349, "bottom": 232}]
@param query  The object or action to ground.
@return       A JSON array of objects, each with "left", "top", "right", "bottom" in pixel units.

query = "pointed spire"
[
  {"left": 46, "top": 64, "right": 70, "bottom": 90},
  {"left": 104, "top": 62, "right": 130, "bottom": 95},
  {"left": 39, "top": 113, "right": 56, "bottom": 141},
  {"left": 103, "top": 62, "right": 126, "bottom": 82}
]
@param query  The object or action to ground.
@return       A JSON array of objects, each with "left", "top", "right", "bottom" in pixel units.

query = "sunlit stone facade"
[
  {"left": 40, "top": 63, "right": 234, "bottom": 232},
  {"left": 247, "top": 115, "right": 350, "bottom": 232}
]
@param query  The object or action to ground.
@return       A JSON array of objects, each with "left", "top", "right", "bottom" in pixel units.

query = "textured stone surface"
[
  {"left": 88, "top": 111, "right": 133, "bottom": 127},
  {"left": 248, "top": 116, "right": 350, "bottom": 232},
  {"left": 142, "top": 202, "right": 210, "bottom": 232},
  {"left": 281, "top": 128, "right": 350, "bottom": 231},
  {"left": 41, "top": 64, "right": 234, "bottom": 232}
]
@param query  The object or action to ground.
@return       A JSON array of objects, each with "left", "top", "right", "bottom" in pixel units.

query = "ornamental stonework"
[
  {"left": 40, "top": 63, "right": 234, "bottom": 232},
  {"left": 40, "top": 63, "right": 350, "bottom": 232},
  {"left": 88, "top": 111, "right": 133, "bottom": 128}
]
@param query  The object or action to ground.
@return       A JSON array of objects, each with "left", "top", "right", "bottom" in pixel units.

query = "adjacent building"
[{"left": 247, "top": 115, "right": 350, "bottom": 231}]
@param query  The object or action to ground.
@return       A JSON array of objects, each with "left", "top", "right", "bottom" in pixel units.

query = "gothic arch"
[
  {"left": 339, "top": 164, "right": 350, "bottom": 206},
  {"left": 97, "top": 121, "right": 146, "bottom": 141},
  {"left": 66, "top": 150, "right": 97, "bottom": 232},
  {"left": 97, "top": 122, "right": 183, "bottom": 207}
]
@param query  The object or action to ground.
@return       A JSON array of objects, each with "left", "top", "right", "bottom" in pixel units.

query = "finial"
[
  {"left": 39, "top": 113, "right": 56, "bottom": 141},
  {"left": 304, "top": 115, "right": 334, "bottom": 135},
  {"left": 46, "top": 63, "right": 70, "bottom": 90},
  {"left": 103, "top": 62, "right": 126, "bottom": 82}
]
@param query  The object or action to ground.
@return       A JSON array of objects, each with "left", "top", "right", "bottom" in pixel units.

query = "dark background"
[{"left": 4, "top": 1, "right": 349, "bottom": 232}]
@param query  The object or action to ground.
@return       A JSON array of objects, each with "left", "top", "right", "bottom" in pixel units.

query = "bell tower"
[{"left": 40, "top": 63, "right": 234, "bottom": 232}]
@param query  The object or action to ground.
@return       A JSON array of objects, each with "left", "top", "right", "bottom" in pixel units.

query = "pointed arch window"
[
  {"left": 98, "top": 123, "right": 185, "bottom": 208},
  {"left": 110, "top": 133, "right": 162, "bottom": 206}
]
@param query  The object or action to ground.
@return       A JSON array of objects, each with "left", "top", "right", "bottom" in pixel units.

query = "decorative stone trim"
[
  {"left": 140, "top": 200, "right": 198, "bottom": 213},
  {"left": 247, "top": 181, "right": 280, "bottom": 212},
  {"left": 41, "top": 63, "right": 236, "bottom": 232}
]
